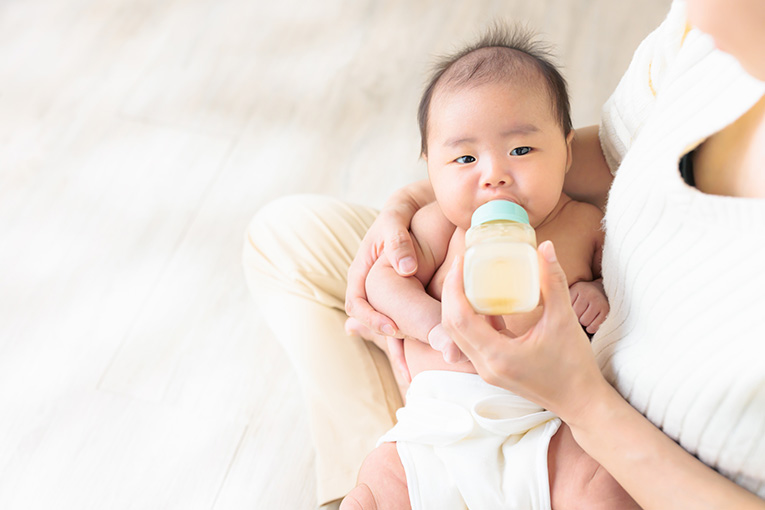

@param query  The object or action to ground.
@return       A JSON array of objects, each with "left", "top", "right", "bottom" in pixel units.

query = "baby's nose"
[
  {"left": 482, "top": 166, "right": 510, "bottom": 187},
  {"left": 483, "top": 177, "right": 507, "bottom": 188}
]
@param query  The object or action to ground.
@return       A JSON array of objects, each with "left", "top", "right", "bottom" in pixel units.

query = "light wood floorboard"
[{"left": 0, "top": 0, "right": 670, "bottom": 508}]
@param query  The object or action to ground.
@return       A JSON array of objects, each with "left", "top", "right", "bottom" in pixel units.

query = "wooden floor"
[{"left": 0, "top": 0, "right": 671, "bottom": 508}]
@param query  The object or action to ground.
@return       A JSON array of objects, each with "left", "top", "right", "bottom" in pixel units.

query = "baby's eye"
[
  {"left": 455, "top": 155, "right": 476, "bottom": 164},
  {"left": 510, "top": 147, "right": 531, "bottom": 156}
]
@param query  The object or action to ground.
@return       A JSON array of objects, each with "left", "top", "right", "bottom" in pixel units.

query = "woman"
[{"left": 244, "top": 0, "right": 765, "bottom": 507}]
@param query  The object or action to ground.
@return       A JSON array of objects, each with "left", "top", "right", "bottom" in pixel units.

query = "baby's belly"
[{"left": 404, "top": 338, "right": 477, "bottom": 379}]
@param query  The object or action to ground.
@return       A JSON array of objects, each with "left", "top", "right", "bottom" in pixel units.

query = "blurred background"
[{"left": 0, "top": 0, "right": 670, "bottom": 508}]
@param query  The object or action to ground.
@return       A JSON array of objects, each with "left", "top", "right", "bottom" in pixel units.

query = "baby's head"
[{"left": 418, "top": 26, "right": 574, "bottom": 229}]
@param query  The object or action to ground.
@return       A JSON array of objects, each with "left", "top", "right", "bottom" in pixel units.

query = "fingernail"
[
  {"left": 382, "top": 324, "right": 396, "bottom": 336},
  {"left": 398, "top": 257, "right": 416, "bottom": 274},
  {"left": 541, "top": 241, "right": 557, "bottom": 263}
]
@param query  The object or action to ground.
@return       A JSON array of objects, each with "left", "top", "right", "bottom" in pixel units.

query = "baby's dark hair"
[{"left": 417, "top": 25, "right": 572, "bottom": 156}]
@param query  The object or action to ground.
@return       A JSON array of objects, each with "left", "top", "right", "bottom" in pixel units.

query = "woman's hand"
[
  {"left": 344, "top": 204, "right": 417, "bottom": 338},
  {"left": 427, "top": 323, "right": 468, "bottom": 364},
  {"left": 440, "top": 240, "right": 608, "bottom": 423},
  {"left": 344, "top": 180, "right": 434, "bottom": 338}
]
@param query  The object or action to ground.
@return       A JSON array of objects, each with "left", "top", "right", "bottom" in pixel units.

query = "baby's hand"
[
  {"left": 427, "top": 323, "right": 467, "bottom": 364},
  {"left": 568, "top": 280, "right": 609, "bottom": 335}
]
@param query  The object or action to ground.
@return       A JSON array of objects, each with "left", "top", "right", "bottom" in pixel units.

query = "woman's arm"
[
  {"left": 565, "top": 125, "right": 614, "bottom": 211},
  {"left": 440, "top": 241, "right": 765, "bottom": 509},
  {"left": 572, "top": 382, "right": 765, "bottom": 509}
]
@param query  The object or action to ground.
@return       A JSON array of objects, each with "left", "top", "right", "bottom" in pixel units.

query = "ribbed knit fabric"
[{"left": 593, "top": 0, "right": 765, "bottom": 496}]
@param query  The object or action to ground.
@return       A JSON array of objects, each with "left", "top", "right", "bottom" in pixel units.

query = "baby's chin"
[
  {"left": 440, "top": 208, "right": 471, "bottom": 231},
  {"left": 455, "top": 215, "right": 472, "bottom": 231}
]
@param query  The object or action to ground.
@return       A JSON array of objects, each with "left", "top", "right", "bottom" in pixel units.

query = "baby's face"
[{"left": 425, "top": 80, "right": 572, "bottom": 229}]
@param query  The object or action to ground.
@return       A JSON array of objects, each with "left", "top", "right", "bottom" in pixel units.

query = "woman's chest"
[{"left": 692, "top": 94, "right": 765, "bottom": 199}]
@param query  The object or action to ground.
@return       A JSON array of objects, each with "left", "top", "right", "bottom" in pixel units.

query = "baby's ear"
[{"left": 564, "top": 130, "right": 575, "bottom": 173}]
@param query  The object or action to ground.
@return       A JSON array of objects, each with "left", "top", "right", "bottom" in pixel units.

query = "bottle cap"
[{"left": 470, "top": 200, "right": 529, "bottom": 227}]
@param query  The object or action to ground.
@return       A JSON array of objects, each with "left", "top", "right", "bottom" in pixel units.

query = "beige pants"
[{"left": 242, "top": 194, "right": 403, "bottom": 505}]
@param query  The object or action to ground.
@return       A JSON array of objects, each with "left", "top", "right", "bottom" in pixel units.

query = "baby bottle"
[{"left": 463, "top": 200, "right": 540, "bottom": 315}]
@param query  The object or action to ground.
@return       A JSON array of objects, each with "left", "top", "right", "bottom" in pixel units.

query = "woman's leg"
[{"left": 242, "top": 194, "right": 403, "bottom": 505}]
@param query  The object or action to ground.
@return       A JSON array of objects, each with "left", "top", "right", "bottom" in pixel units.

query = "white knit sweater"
[{"left": 593, "top": 0, "right": 765, "bottom": 496}]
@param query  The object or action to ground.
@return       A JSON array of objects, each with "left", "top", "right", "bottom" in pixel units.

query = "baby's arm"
[
  {"left": 566, "top": 201, "right": 609, "bottom": 334},
  {"left": 365, "top": 202, "right": 456, "bottom": 349}
]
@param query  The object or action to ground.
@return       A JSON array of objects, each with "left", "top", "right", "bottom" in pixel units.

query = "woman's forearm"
[
  {"left": 565, "top": 125, "right": 614, "bottom": 210},
  {"left": 569, "top": 382, "right": 765, "bottom": 509},
  {"left": 382, "top": 179, "right": 435, "bottom": 215}
]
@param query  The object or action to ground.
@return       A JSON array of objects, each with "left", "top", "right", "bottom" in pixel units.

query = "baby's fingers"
[
  {"left": 539, "top": 241, "right": 573, "bottom": 318},
  {"left": 585, "top": 310, "right": 607, "bottom": 335},
  {"left": 578, "top": 303, "right": 599, "bottom": 329}
]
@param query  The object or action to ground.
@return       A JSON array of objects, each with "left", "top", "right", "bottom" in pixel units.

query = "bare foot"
[
  {"left": 340, "top": 442, "right": 411, "bottom": 510},
  {"left": 339, "top": 483, "right": 377, "bottom": 510}
]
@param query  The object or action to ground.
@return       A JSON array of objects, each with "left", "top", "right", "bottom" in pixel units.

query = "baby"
[{"left": 341, "top": 27, "right": 632, "bottom": 510}]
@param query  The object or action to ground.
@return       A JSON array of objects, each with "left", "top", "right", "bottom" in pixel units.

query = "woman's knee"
[
  {"left": 246, "top": 194, "right": 336, "bottom": 252},
  {"left": 244, "top": 194, "right": 342, "bottom": 273},
  {"left": 242, "top": 194, "right": 377, "bottom": 303}
]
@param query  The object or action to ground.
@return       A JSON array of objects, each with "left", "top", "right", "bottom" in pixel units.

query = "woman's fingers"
[
  {"left": 440, "top": 256, "right": 473, "bottom": 351},
  {"left": 345, "top": 317, "right": 386, "bottom": 346},
  {"left": 345, "top": 239, "right": 399, "bottom": 337},
  {"left": 346, "top": 318, "right": 411, "bottom": 383},
  {"left": 386, "top": 337, "right": 411, "bottom": 383},
  {"left": 344, "top": 294, "right": 399, "bottom": 337},
  {"left": 441, "top": 256, "right": 502, "bottom": 363},
  {"left": 537, "top": 241, "right": 573, "bottom": 319},
  {"left": 427, "top": 324, "right": 468, "bottom": 364},
  {"left": 384, "top": 228, "right": 418, "bottom": 276},
  {"left": 345, "top": 210, "right": 418, "bottom": 335},
  {"left": 486, "top": 314, "right": 507, "bottom": 332}
]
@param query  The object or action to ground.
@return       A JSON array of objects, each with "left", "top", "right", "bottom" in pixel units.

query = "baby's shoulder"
[
  {"left": 544, "top": 196, "right": 604, "bottom": 255},
  {"left": 556, "top": 197, "right": 604, "bottom": 241},
  {"left": 559, "top": 198, "right": 604, "bottom": 228}
]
